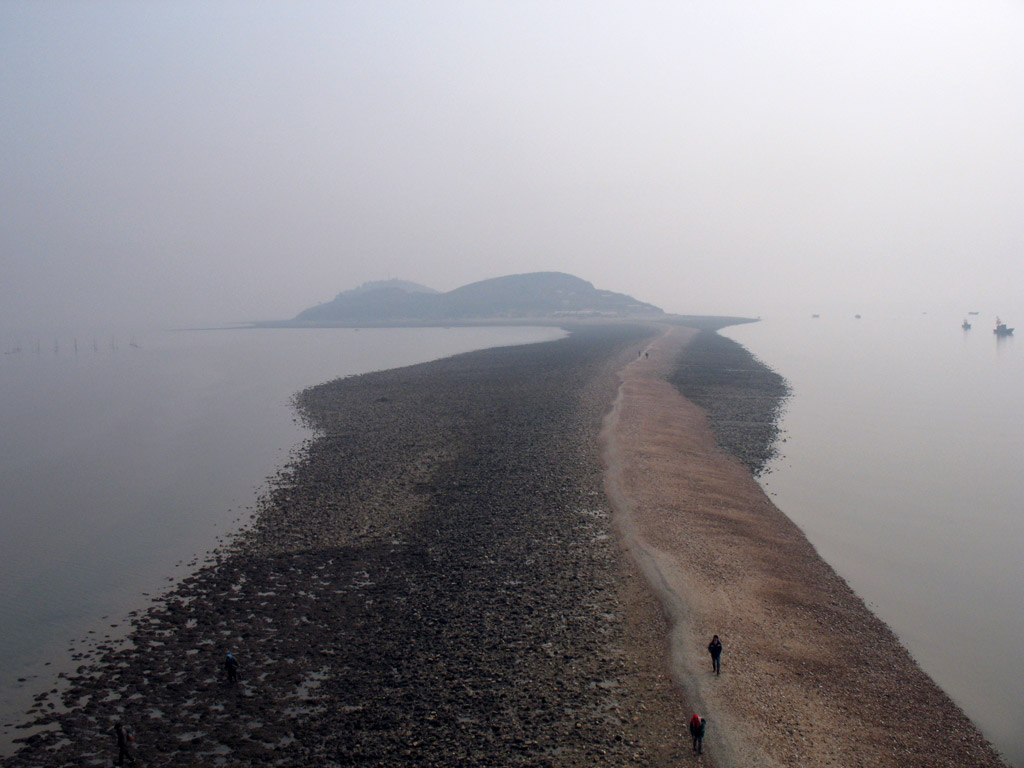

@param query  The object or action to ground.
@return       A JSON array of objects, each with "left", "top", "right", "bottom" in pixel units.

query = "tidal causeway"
[{"left": 2, "top": 321, "right": 1006, "bottom": 767}]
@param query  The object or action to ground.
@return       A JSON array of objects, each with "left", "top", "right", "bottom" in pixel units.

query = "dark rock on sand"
[
  {"left": 668, "top": 329, "right": 789, "bottom": 476},
  {"left": 2, "top": 324, "right": 661, "bottom": 768}
]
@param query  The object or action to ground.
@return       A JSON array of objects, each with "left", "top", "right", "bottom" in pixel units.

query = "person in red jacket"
[
  {"left": 688, "top": 713, "right": 706, "bottom": 754},
  {"left": 112, "top": 721, "right": 136, "bottom": 766}
]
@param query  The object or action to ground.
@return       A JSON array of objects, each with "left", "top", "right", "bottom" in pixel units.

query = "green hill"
[{"left": 291, "top": 272, "right": 664, "bottom": 325}]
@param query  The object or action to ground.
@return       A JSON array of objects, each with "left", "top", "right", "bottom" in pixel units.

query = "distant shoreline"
[{"left": 251, "top": 313, "right": 759, "bottom": 331}]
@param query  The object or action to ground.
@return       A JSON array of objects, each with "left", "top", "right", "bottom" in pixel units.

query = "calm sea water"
[
  {"left": 722, "top": 310, "right": 1024, "bottom": 766},
  {"left": 0, "top": 325, "right": 565, "bottom": 739}
]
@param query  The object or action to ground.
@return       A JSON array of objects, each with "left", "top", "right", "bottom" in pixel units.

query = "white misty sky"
[{"left": 2, "top": 0, "right": 1022, "bottom": 332}]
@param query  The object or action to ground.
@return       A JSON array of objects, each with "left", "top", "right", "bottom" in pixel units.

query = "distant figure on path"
[
  {"left": 688, "top": 713, "right": 706, "bottom": 754},
  {"left": 708, "top": 634, "right": 722, "bottom": 675},
  {"left": 112, "top": 721, "right": 136, "bottom": 766},
  {"left": 224, "top": 653, "right": 240, "bottom": 682}
]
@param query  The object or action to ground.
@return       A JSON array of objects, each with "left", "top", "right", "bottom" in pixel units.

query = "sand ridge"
[{"left": 603, "top": 325, "right": 1006, "bottom": 767}]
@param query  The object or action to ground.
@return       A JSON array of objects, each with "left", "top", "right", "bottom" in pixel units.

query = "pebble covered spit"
[{"left": 4, "top": 323, "right": 670, "bottom": 768}]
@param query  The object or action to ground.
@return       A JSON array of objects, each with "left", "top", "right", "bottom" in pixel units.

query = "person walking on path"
[
  {"left": 708, "top": 634, "right": 723, "bottom": 675},
  {"left": 112, "top": 721, "right": 136, "bottom": 766},
  {"left": 688, "top": 714, "right": 706, "bottom": 755},
  {"left": 224, "top": 653, "right": 240, "bottom": 683}
]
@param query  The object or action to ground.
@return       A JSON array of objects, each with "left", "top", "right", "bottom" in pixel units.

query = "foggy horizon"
[{"left": 3, "top": 1, "right": 1022, "bottom": 333}]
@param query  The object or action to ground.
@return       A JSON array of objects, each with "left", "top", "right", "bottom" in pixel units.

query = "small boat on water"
[
  {"left": 994, "top": 317, "right": 1014, "bottom": 336},
  {"left": 962, "top": 319, "right": 972, "bottom": 330},
  {"left": 968, "top": 311, "right": 980, "bottom": 315}
]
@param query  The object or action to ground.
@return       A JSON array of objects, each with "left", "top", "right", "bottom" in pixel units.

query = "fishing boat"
[
  {"left": 962, "top": 319, "right": 972, "bottom": 330},
  {"left": 994, "top": 317, "right": 1014, "bottom": 336}
]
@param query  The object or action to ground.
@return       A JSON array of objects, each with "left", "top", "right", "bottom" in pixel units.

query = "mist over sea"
[
  {"left": 723, "top": 310, "right": 1024, "bottom": 766},
  {"left": 0, "top": 325, "right": 565, "bottom": 741}
]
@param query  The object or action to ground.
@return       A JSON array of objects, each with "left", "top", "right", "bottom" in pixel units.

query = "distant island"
[{"left": 268, "top": 272, "right": 666, "bottom": 327}]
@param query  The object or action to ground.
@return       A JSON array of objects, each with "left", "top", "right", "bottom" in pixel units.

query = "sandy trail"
[{"left": 603, "top": 325, "right": 1005, "bottom": 767}]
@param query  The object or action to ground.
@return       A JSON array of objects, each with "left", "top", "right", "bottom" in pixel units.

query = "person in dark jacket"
[
  {"left": 224, "top": 653, "right": 240, "bottom": 682},
  {"left": 708, "top": 634, "right": 723, "bottom": 675},
  {"left": 112, "top": 721, "right": 136, "bottom": 766},
  {"left": 688, "top": 713, "right": 706, "bottom": 754}
]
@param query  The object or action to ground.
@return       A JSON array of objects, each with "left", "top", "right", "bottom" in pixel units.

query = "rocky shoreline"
[
  {"left": 668, "top": 329, "right": 789, "bottom": 477},
  {"left": 3, "top": 323, "right": 676, "bottom": 767}
]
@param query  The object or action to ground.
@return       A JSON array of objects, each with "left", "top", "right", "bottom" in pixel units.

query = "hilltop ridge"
[{"left": 285, "top": 272, "right": 665, "bottom": 325}]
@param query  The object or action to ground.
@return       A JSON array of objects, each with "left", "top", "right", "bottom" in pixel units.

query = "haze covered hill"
[
  {"left": 335, "top": 279, "right": 440, "bottom": 298},
  {"left": 290, "top": 272, "right": 665, "bottom": 325}
]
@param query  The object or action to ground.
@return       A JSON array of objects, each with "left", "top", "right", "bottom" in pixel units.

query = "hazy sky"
[{"left": 2, "top": 1, "right": 1023, "bottom": 331}]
